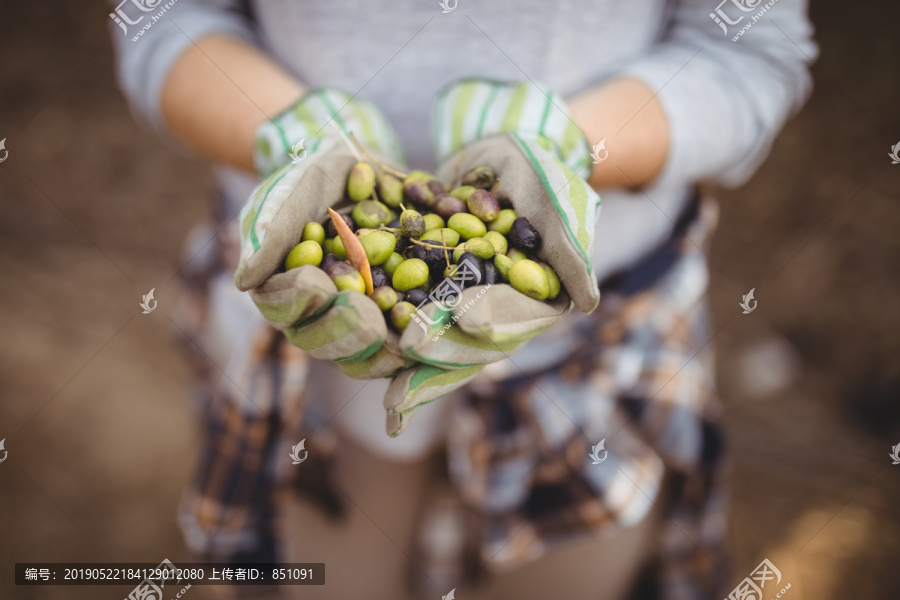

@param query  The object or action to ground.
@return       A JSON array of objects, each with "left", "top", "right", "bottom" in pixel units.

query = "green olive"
[
  {"left": 494, "top": 254, "right": 513, "bottom": 281},
  {"left": 383, "top": 252, "right": 405, "bottom": 275},
  {"left": 378, "top": 173, "right": 404, "bottom": 207},
  {"left": 323, "top": 238, "right": 334, "bottom": 255},
  {"left": 285, "top": 240, "right": 323, "bottom": 269},
  {"left": 506, "top": 248, "right": 527, "bottom": 264},
  {"left": 302, "top": 222, "right": 326, "bottom": 245},
  {"left": 448, "top": 213, "right": 487, "bottom": 240},
  {"left": 464, "top": 237, "right": 495, "bottom": 260},
  {"left": 392, "top": 258, "right": 430, "bottom": 292},
  {"left": 483, "top": 231, "right": 508, "bottom": 255},
  {"left": 450, "top": 186, "right": 477, "bottom": 202},
  {"left": 371, "top": 286, "right": 399, "bottom": 311},
  {"left": 420, "top": 227, "right": 460, "bottom": 248},
  {"left": 488, "top": 209, "right": 517, "bottom": 234},
  {"left": 347, "top": 162, "right": 376, "bottom": 201},
  {"left": 329, "top": 262, "right": 367, "bottom": 294},
  {"left": 332, "top": 236, "right": 348, "bottom": 260},
  {"left": 352, "top": 200, "right": 392, "bottom": 228},
  {"left": 390, "top": 301, "right": 418, "bottom": 331},
  {"left": 509, "top": 259, "right": 550, "bottom": 300},
  {"left": 422, "top": 213, "right": 445, "bottom": 232},
  {"left": 359, "top": 230, "right": 396, "bottom": 265}
]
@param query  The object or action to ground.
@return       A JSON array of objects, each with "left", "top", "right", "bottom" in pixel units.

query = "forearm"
[
  {"left": 569, "top": 77, "right": 669, "bottom": 191},
  {"left": 161, "top": 35, "right": 305, "bottom": 173}
]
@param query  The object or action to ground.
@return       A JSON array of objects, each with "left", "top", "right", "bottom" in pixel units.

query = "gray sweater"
[{"left": 110, "top": 0, "right": 816, "bottom": 281}]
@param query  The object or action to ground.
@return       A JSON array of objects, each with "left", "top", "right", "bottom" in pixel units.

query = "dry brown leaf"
[{"left": 327, "top": 207, "right": 373, "bottom": 294}]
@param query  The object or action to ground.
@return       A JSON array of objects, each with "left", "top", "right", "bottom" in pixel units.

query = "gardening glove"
[
  {"left": 236, "top": 89, "right": 411, "bottom": 379},
  {"left": 382, "top": 79, "right": 602, "bottom": 436}
]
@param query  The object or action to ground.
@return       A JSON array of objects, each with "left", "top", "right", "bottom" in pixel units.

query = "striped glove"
[
  {"left": 236, "top": 89, "right": 411, "bottom": 379},
  {"left": 382, "top": 79, "right": 602, "bottom": 437}
]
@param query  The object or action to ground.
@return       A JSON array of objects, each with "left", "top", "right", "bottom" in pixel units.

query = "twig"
[
  {"left": 350, "top": 132, "right": 408, "bottom": 179},
  {"left": 331, "top": 122, "right": 363, "bottom": 161}
]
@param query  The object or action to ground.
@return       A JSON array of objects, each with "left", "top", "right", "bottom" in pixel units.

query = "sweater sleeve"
[
  {"left": 107, "top": 0, "right": 257, "bottom": 137},
  {"left": 616, "top": 0, "right": 817, "bottom": 188}
]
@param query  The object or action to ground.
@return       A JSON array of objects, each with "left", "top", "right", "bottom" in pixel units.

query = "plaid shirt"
[{"left": 175, "top": 195, "right": 729, "bottom": 599}]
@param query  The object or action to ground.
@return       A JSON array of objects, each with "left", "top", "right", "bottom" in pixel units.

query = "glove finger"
[
  {"left": 281, "top": 289, "right": 387, "bottom": 362},
  {"left": 384, "top": 364, "right": 483, "bottom": 437},
  {"left": 335, "top": 339, "right": 412, "bottom": 380},
  {"left": 236, "top": 144, "right": 357, "bottom": 291}
]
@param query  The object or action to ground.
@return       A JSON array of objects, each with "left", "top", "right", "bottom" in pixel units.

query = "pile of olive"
[{"left": 284, "top": 162, "right": 561, "bottom": 332}]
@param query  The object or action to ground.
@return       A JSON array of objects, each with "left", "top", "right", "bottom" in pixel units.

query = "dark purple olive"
[
  {"left": 325, "top": 259, "right": 352, "bottom": 276},
  {"left": 413, "top": 243, "right": 448, "bottom": 274},
  {"left": 482, "top": 260, "right": 500, "bottom": 285},
  {"left": 461, "top": 166, "right": 496, "bottom": 190},
  {"left": 427, "top": 180, "right": 446, "bottom": 196},
  {"left": 456, "top": 251, "right": 484, "bottom": 287},
  {"left": 370, "top": 265, "right": 389, "bottom": 288},
  {"left": 326, "top": 213, "right": 355, "bottom": 238},
  {"left": 403, "top": 181, "right": 435, "bottom": 209},
  {"left": 434, "top": 193, "right": 467, "bottom": 218},
  {"left": 405, "top": 288, "right": 430, "bottom": 307},
  {"left": 509, "top": 217, "right": 542, "bottom": 252},
  {"left": 320, "top": 253, "right": 340, "bottom": 273}
]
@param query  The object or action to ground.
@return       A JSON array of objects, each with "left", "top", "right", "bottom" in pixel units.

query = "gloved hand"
[
  {"left": 236, "top": 89, "right": 411, "bottom": 379},
  {"left": 382, "top": 79, "right": 602, "bottom": 437}
]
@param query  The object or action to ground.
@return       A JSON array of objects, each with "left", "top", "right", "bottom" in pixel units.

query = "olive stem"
[
  {"left": 408, "top": 237, "right": 457, "bottom": 251},
  {"left": 490, "top": 177, "right": 501, "bottom": 194}
]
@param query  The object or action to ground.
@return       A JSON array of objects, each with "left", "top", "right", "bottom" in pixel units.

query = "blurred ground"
[{"left": 1, "top": 1, "right": 899, "bottom": 599}]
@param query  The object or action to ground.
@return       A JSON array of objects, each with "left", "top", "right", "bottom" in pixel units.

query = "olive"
[
  {"left": 332, "top": 236, "right": 348, "bottom": 260},
  {"left": 392, "top": 258, "right": 430, "bottom": 292},
  {"left": 378, "top": 173, "right": 404, "bottom": 207},
  {"left": 400, "top": 209, "right": 426, "bottom": 238},
  {"left": 483, "top": 231, "right": 508, "bottom": 255},
  {"left": 506, "top": 248, "right": 527, "bottom": 264},
  {"left": 285, "top": 240, "right": 323, "bottom": 269},
  {"left": 488, "top": 208, "right": 517, "bottom": 234},
  {"left": 370, "top": 265, "right": 389, "bottom": 289},
  {"left": 327, "top": 213, "right": 355, "bottom": 238},
  {"left": 493, "top": 254, "right": 513, "bottom": 281},
  {"left": 434, "top": 193, "right": 467, "bottom": 218},
  {"left": 482, "top": 260, "right": 500, "bottom": 285},
  {"left": 467, "top": 189, "right": 500, "bottom": 222},
  {"left": 542, "top": 264, "right": 560, "bottom": 299},
  {"left": 427, "top": 179, "right": 446, "bottom": 196},
  {"left": 461, "top": 165, "right": 496, "bottom": 190},
  {"left": 509, "top": 217, "right": 542, "bottom": 251},
  {"left": 509, "top": 259, "right": 550, "bottom": 300},
  {"left": 320, "top": 253, "right": 340, "bottom": 273},
  {"left": 456, "top": 252, "right": 484, "bottom": 287},
  {"left": 420, "top": 227, "right": 460, "bottom": 248},
  {"left": 347, "top": 162, "right": 376, "bottom": 201},
  {"left": 403, "top": 180, "right": 435, "bottom": 209},
  {"left": 412, "top": 243, "right": 448, "bottom": 274},
  {"left": 462, "top": 237, "right": 494, "bottom": 260},
  {"left": 448, "top": 213, "right": 487, "bottom": 240},
  {"left": 323, "top": 238, "right": 333, "bottom": 255},
  {"left": 302, "top": 222, "right": 326, "bottom": 245},
  {"left": 422, "top": 213, "right": 445, "bottom": 232},
  {"left": 383, "top": 252, "right": 405, "bottom": 276},
  {"left": 450, "top": 186, "right": 476, "bottom": 202},
  {"left": 352, "top": 200, "right": 392, "bottom": 228},
  {"left": 371, "top": 286, "right": 398, "bottom": 311},
  {"left": 405, "top": 288, "right": 430, "bottom": 307},
  {"left": 328, "top": 261, "right": 367, "bottom": 294},
  {"left": 390, "top": 302, "right": 418, "bottom": 332}
]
